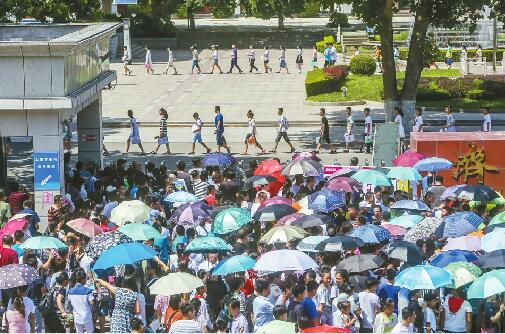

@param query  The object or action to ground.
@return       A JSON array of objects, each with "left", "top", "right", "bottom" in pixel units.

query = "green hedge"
[
  {"left": 305, "top": 67, "right": 347, "bottom": 96},
  {"left": 315, "top": 36, "right": 342, "bottom": 53},
  {"left": 399, "top": 48, "right": 505, "bottom": 62},
  {"left": 297, "top": 2, "right": 321, "bottom": 18},
  {"left": 349, "top": 55, "right": 376, "bottom": 75},
  {"left": 416, "top": 77, "right": 505, "bottom": 101}
]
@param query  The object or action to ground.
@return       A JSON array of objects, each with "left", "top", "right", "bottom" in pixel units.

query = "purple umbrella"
[
  {"left": 169, "top": 201, "right": 212, "bottom": 225},
  {"left": 0, "top": 264, "right": 40, "bottom": 289},
  {"left": 328, "top": 168, "right": 355, "bottom": 180},
  {"left": 325, "top": 177, "right": 361, "bottom": 193}
]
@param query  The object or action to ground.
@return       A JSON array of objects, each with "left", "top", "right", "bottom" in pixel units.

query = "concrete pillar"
[{"left": 77, "top": 97, "right": 103, "bottom": 168}]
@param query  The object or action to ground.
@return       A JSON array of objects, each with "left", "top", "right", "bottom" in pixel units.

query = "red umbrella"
[
  {"left": 261, "top": 196, "right": 292, "bottom": 207},
  {"left": 254, "top": 160, "right": 285, "bottom": 196},
  {"left": 275, "top": 213, "right": 304, "bottom": 226},
  {"left": 326, "top": 177, "right": 361, "bottom": 193},
  {"left": 392, "top": 150, "right": 426, "bottom": 167},
  {"left": 0, "top": 218, "right": 28, "bottom": 238},
  {"left": 302, "top": 325, "right": 350, "bottom": 333},
  {"left": 67, "top": 218, "right": 103, "bottom": 238},
  {"left": 381, "top": 223, "right": 408, "bottom": 237}
]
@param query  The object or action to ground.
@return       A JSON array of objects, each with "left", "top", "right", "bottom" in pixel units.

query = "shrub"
[
  {"left": 297, "top": 2, "right": 321, "bottom": 18},
  {"left": 305, "top": 67, "right": 347, "bottom": 96},
  {"left": 417, "top": 77, "right": 505, "bottom": 100},
  {"left": 323, "top": 65, "right": 349, "bottom": 79},
  {"left": 399, "top": 47, "right": 505, "bottom": 62},
  {"left": 466, "top": 89, "right": 496, "bottom": 100},
  {"left": 416, "top": 81, "right": 451, "bottom": 100},
  {"left": 328, "top": 12, "right": 349, "bottom": 28},
  {"left": 131, "top": 12, "right": 176, "bottom": 37},
  {"left": 349, "top": 55, "right": 376, "bottom": 75}
]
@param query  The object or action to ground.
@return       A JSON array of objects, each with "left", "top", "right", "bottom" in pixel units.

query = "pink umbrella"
[
  {"left": 326, "top": 177, "right": 361, "bottom": 193},
  {"left": 442, "top": 236, "right": 481, "bottom": 252},
  {"left": 261, "top": 196, "right": 293, "bottom": 207},
  {"left": 67, "top": 218, "right": 103, "bottom": 238},
  {"left": 275, "top": 213, "right": 305, "bottom": 226},
  {"left": 328, "top": 168, "right": 355, "bottom": 180},
  {"left": 0, "top": 218, "right": 28, "bottom": 238},
  {"left": 381, "top": 223, "right": 408, "bottom": 237},
  {"left": 292, "top": 151, "right": 322, "bottom": 162},
  {"left": 392, "top": 151, "right": 427, "bottom": 167}
]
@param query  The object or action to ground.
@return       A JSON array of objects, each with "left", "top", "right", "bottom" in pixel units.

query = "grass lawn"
[{"left": 417, "top": 98, "right": 505, "bottom": 109}]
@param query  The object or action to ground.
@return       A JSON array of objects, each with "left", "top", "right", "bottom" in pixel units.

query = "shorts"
[
  {"left": 192, "top": 133, "right": 203, "bottom": 144},
  {"left": 296, "top": 56, "right": 303, "bottom": 64},
  {"left": 319, "top": 133, "right": 331, "bottom": 144},
  {"left": 144, "top": 63, "right": 152, "bottom": 69},
  {"left": 123, "top": 60, "right": 129, "bottom": 66},
  {"left": 192, "top": 60, "right": 200, "bottom": 68},
  {"left": 213, "top": 59, "right": 219, "bottom": 65},
  {"left": 280, "top": 59, "right": 287, "bottom": 68},
  {"left": 158, "top": 136, "right": 168, "bottom": 145},
  {"left": 129, "top": 134, "right": 141, "bottom": 144},
  {"left": 275, "top": 131, "right": 290, "bottom": 143},
  {"left": 216, "top": 132, "right": 226, "bottom": 146},
  {"left": 445, "top": 58, "right": 453, "bottom": 65},
  {"left": 167, "top": 61, "right": 175, "bottom": 67},
  {"left": 264, "top": 60, "right": 269, "bottom": 65}
]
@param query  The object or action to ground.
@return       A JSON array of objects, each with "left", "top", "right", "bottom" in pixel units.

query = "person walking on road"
[
  {"left": 263, "top": 46, "right": 272, "bottom": 73},
  {"left": 360, "top": 108, "right": 373, "bottom": 154},
  {"left": 248, "top": 45, "right": 259, "bottom": 73},
  {"left": 209, "top": 45, "right": 224, "bottom": 74},
  {"left": 214, "top": 106, "right": 231, "bottom": 153},
  {"left": 122, "top": 46, "right": 132, "bottom": 75},
  {"left": 227, "top": 45, "right": 243, "bottom": 74},
  {"left": 344, "top": 107, "right": 354, "bottom": 153},
  {"left": 323, "top": 44, "right": 331, "bottom": 67},
  {"left": 295, "top": 44, "right": 303, "bottom": 74},
  {"left": 190, "top": 113, "right": 211, "bottom": 154},
  {"left": 315, "top": 108, "right": 335, "bottom": 154},
  {"left": 443, "top": 105, "right": 456, "bottom": 132},
  {"left": 243, "top": 110, "right": 266, "bottom": 155},
  {"left": 163, "top": 47, "right": 178, "bottom": 75},
  {"left": 277, "top": 46, "right": 289, "bottom": 73},
  {"left": 271, "top": 108, "right": 295, "bottom": 153},
  {"left": 144, "top": 45, "right": 154, "bottom": 75},
  {"left": 482, "top": 107, "right": 492, "bottom": 132},
  {"left": 190, "top": 45, "right": 202, "bottom": 74},
  {"left": 151, "top": 108, "right": 171, "bottom": 155},
  {"left": 330, "top": 43, "right": 337, "bottom": 65},
  {"left": 123, "top": 109, "right": 146, "bottom": 155}
]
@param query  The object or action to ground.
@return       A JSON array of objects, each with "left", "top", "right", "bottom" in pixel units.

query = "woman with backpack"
[{"left": 40, "top": 272, "right": 68, "bottom": 333}]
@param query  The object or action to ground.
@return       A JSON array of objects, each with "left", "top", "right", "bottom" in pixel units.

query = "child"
[
  {"left": 423, "top": 293, "right": 438, "bottom": 333},
  {"left": 216, "top": 318, "right": 228, "bottom": 333},
  {"left": 333, "top": 301, "right": 359, "bottom": 332},
  {"left": 164, "top": 47, "right": 177, "bottom": 75},
  {"left": 228, "top": 299, "right": 248, "bottom": 333},
  {"left": 273, "top": 305, "right": 288, "bottom": 321}
]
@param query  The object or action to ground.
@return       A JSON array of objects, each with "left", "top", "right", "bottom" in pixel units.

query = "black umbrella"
[
  {"left": 380, "top": 240, "right": 425, "bottom": 265},
  {"left": 244, "top": 175, "right": 277, "bottom": 189},
  {"left": 315, "top": 236, "right": 364, "bottom": 252},
  {"left": 455, "top": 184, "right": 500, "bottom": 202},
  {"left": 253, "top": 204, "right": 297, "bottom": 222},
  {"left": 484, "top": 223, "right": 505, "bottom": 234},
  {"left": 336, "top": 254, "right": 385, "bottom": 274},
  {"left": 291, "top": 215, "right": 326, "bottom": 229},
  {"left": 477, "top": 250, "right": 505, "bottom": 269}
]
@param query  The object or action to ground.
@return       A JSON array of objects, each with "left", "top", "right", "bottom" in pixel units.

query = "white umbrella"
[
  {"left": 254, "top": 249, "right": 318, "bottom": 273},
  {"left": 110, "top": 200, "right": 151, "bottom": 226},
  {"left": 149, "top": 272, "right": 203, "bottom": 296}
]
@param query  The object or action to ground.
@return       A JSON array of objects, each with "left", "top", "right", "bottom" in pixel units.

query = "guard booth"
[{"left": 0, "top": 22, "right": 121, "bottom": 226}]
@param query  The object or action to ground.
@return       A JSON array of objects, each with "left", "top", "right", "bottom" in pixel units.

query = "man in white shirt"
[
  {"left": 330, "top": 44, "right": 337, "bottom": 65},
  {"left": 392, "top": 307, "right": 416, "bottom": 334},
  {"left": 168, "top": 303, "right": 203, "bottom": 333},
  {"left": 190, "top": 112, "right": 211, "bottom": 154},
  {"left": 360, "top": 108, "right": 373, "bottom": 154},
  {"left": 441, "top": 289, "right": 472, "bottom": 333},
  {"left": 271, "top": 108, "right": 296, "bottom": 153},
  {"left": 358, "top": 278, "right": 381, "bottom": 332},
  {"left": 482, "top": 107, "right": 492, "bottom": 132},
  {"left": 67, "top": 270, "right": 95, "bottom": 333},
  {"left": 248, "top": 45, "right": 259, "bottom": 73},
  {"left": 344, "top": 107, "right": 354, "bottom": 152}
]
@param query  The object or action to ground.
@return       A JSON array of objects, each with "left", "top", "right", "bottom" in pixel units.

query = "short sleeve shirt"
[
  {"left": 483, "top": 114, "right": 491, "bottom": 131},
  {"left": 279, "top": 116, "right": 288, "bottom": 132},
  {"left": 358, "top": 291, "right": 380, "bottom": 329},
  {"left": 214, "top": 113, "right": 224, "bottom": 133},
  {"left": 8, "top": 296, "right": 35, "bottom": 332},
  {"left": 192, "top": 118, "right": 203, "bottom": 134},
  {"left": 321, "top": 116, "right": 330, "bottom": 135},
  {"left": 365, "top": 115, "right": 373, "bottom": 135},
  {"left": 253, "top": 295, "right": 274, "bottom": 331},
  {"left": 346, "top": 115, "right": 354, "bottom": 133}
]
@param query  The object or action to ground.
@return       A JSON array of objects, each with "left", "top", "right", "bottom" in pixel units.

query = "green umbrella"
[
  {"left": 259, "top": 226, "right": 307, "bottom": 245},
  {"left": 20, "top": 236, "right": 67, "bottom": 250},
  {"left": 256, "top": 320, "right": 296, "bottom": 334},
  {"left": 490, "top": 212, "right": 505, "bottom": 226},
  {"left": 351, "top": 169, "right": 392, "bottom": 187},
  {"left": 149, "top": 272, "right": 203, "bottom": 296},
  {"left": 212, "top": 208, "right": 251, "bottom": 234},
  {"left": 387, "top": 167, "right": 422, "bottom": 181},
  {"left": 389, "top": 215, "right": 423, "bottom": 229},
  {"left": 444, "top": 262, "right": 482, "bottom": 288},
  {"left": 467, "top": 269, "right": 505, "bottom": 299},
  {"left": 119, "top": 223, "right": 161, "bottom": 241}
]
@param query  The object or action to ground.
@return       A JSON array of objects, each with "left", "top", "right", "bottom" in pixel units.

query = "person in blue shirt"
[
  {"left": 172, "top": 224, "right": 188, "bottom": 253},
  {"left": 323, "top": 44, "right": 332, "bottom": 67},
  {"left": 377, "top": 269, "right": 401, "bottom": 313},
  {"left": 253, "top": 279, "right": 274, "bottom": 331},
  {"left": 214, "top": 106, "right": 231, "bottom": 154},
  {"left": 301, "top": 280, "right": 321, "bottom": 327}
]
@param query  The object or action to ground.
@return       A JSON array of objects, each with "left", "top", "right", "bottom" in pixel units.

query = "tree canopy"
[{"left": 0, "top": 0, "right": 101, "bottom": 22}]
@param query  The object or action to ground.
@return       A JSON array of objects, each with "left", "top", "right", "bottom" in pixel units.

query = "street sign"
[
  {"left": 323, "top": 165, "right": 373, "bottom": 176},
  {"left": 34, "top": 152, "right": 60, "bottom": 191}
]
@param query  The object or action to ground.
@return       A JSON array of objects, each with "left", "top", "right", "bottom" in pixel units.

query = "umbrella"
[
  {"left": 92, "top": 243, "right": 157, "bottom": 270},
  {"left": 315, "top": 236, "right": 364, "bottom": 252},
  {"left": 202, "top": 152, "right": 234, "bottom": 167},
  {"left": 164, "top": 191, "right": 197, "bottom": 204},
  {"left": 256, "top": 320, "right": 296, "bottom": 334},
  {"left": 244, "top": 175, "right": 277, "bottom": 188},
  {"left": 149, "top": 272, "right": 203, "bottom": 296},
  {"left": 445, "top": 262, "right": 482, "bottom": 288},
  {"left": 20, "top": 236, "right": 67, "bottom": 250},
  {"left": 455, "top": 184, "right": 500, "bottom": 202},
  {"left": 291, "top": 215, "right": 327, "bottom": 229},
  {"left": 302, "top": 325, "right": 351, "bottom": 333},
  {"left": 254, "top": 249, "right": 318, "bottom": 272},
  {"left": 212, "top": 255, "right": 256, "bottom": 275},
  {"left": 442, "top": 236, "right": 481, "bottom": 252},
  {"left": 276, "top": 213, "right": 304, "bottom": 226},
  {"left": 351, "top": 169, "right": 392, "bottom": 187},
  {"left": 292, "top": 151, "right": 321, "bottom": 162},
  {"left": 119, "top": 223, "right": 161, "bottom": 241},
  {"left": 350, "top": 224, "right": 392, "bottom": 244},
  {"left": 169, "top": 201, "right": 211, "bottom": 225},
  {"left": 484, "top": 223, "right": 505, "bottom": 234},
  {"left": 325, "top": 177, "right": 361, "bottom": 193},
  {"left": 477, "top": 250, "right": 505, "bottom": 269},
  {"left": 110, "top": 200, "right": 151, "bottom": 226},
  {"left": 261, "top": 196, "right": 292, "bottom": 207},
  {"left": 431, "top": 250, "right": 478, "bottom": 268},
  {"left": 259, "top": 226, "right": 307, "bottom": 245},
  {"left": 0, "top": 218, "right": 28, "bottom": 238},
  {"left": 210, "top": 205, "right": 236, "bottom": 219},
  {"left": 253, "top": 204, "right": 297, "bottom": 222},
  {"left": 309, "top": 189, "right": 346, "bottom": 213},
  {"left": 404, "top": 217, "right": 443, "bottom": 243},
  {"left": 212, "top": 208, "right": 251, "bottom": 234},
  {"left": 435, "top": 212, "right": 483, "bottom": 238},
  {"left": 413, "top": 157, "right": 453, "bottom": 172},
  {"left": 381, "top": 224, "right": 408, "bottom": 237},
  {"left": 297, "top": 236, "right": 330, "bottom": 252},
  {"left": 467, "top": 270, "right": 505, "bottom": 299},
  {"left": 184, "top": 236, "right": 232, "bottom": 254},
  {"left": 281, "top": 159, "right": 323, "bottom": 177},
  {"left": 490, "top": 212, "right": 505, "bottom": 225},
  {"left": 0, "top": 264, "right": 40, "bottom": 289},
  {"left": 255, "top": 159, "right": 283, "bottom": 176},
  {"left": 391, "top": 200, "right": 430, "bottom": 212},
  {"left": 440, "top": 185, "right": 467, "bottom": 200},
  {"left": 328, "top": 168, "right": 355, "bottom": 179},
  {"left": 336, "top": 254, "right": 384, "bottom": 273},
  {"left": 389, "top": 215, "right": 423, "bottom": 229},
  {"left": 482, "top": 230, "right": 505, "bottom": 252},
  {"left": 296, "top": 196, "right": 313, "bottom": 215},
  {"left": 392, "top": 151, "right": 426, "bottom": 167},
  {"left": 84, "top": 231, "right": 133, "bottom": 260},
  {"left": 395, "top": 265, "right": 452, "bottom": 289},
  {"left": 387, "top": 167, "right": 422, "bottom": 181},
  {"left": 380, "top": 240, "right": 425, "bottom": 265},
  {"left": 67, "top": 218, "right": 102, "bottom": 238}
]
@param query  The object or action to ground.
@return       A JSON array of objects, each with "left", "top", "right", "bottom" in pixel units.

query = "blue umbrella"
[
  {"left": 395, "top": 265, "right": 453, "bottom": 289},
  {"left": 212, "top": 255, "right": 256, "bottom": 275},
  {"left": 391, "top": 200, "right": 430, "bottom": 212},
  {"left": 164, "top": 191, "right": 197, "bottom": 204},
  {"left": 350, "top": 224, "right": 392, "bottom": 244},
  {"left": 413, "top": 157, "right": 453, "bottom": 172},
  {"left": 184, "top": 236, "right": 232, "bottom": 254},
  {"left": 297, "top": 236, "right": 329, "bottom": 252},
  {"left": 389, "top": 215, "right": 423, "bottom": 229},
  {"left": 435, "top": 211, "right": 484, "bottom": 238},
  {"left": 309, "top": 189, "right": 346, "bottom": 213},
  {"left": 202, "top": 152, "right": 234, "bottom": 167},
  {"left": 430, "top": 250, "right": 478, "bottom": 268},
  {"left": 92, "top": 243, "right": 157, "bottom": 270}
]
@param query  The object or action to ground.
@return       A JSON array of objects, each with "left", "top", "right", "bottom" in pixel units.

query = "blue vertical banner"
[{"left": 34, "top": 152, "right": 61, "bottom": 190}]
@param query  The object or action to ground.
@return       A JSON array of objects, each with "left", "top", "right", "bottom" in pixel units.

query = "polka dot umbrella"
[{"left": 0, "top": 264, "right": 40, "bottom": 289}]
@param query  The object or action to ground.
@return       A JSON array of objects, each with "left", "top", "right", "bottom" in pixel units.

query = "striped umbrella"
[
  {"left": 281, "top": 159, "right": 323, "bottom": 177},
  {"left": 435, "top": 212, "right": 484, "bottom": 238},
  {"left": 413, "top": 157, "right": 453, "bottom": 172},
  {"left": 440, "top": 185, "right": 466, "bottom": 200},
  {"left": 350, "top": 224, "right": 392, "bottom": 244}
]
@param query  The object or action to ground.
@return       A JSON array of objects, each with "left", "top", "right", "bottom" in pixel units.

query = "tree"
[
  {"left": 0, "top": 0, "right": 101, "bottom": 22},
  {"left": 244, "top": 0, "right": 304, "bottom": 28}
]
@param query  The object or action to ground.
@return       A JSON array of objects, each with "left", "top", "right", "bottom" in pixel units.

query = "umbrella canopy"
[
  {"left": 210, "top": 205, "right": 236, "bottom": 219},
  {"left": 256, "top": 320, "right": 296, "bottom": 334},
  {"left": 291, "top": 214, "right": 327, "bottom": 229},
  {"left": 404, "top": 217, "right": 443, "bottom": 243},
  {"left": 67, "top": 218, "right": 103, "bottom": 238},
  {"left": 149, "top": 272, "right": 203, "bottom": 296},
  {"left": 456, "top": 184, "right": 500, "bottom": 202},
  {"left": 395, "top": 265, "right": 452, "bottom": 289},
  {"left": 431, "top": 250, "right": 478, "bottom": 268},
  {"left": 467, "top": 270, "right": 505, "bottom": 299},
  {"left": 253, "top": 204, "right": 297, "bottom": 222},
  {"left": 336, "top": 254, "right": 384, "bottom": 274},
  {"left": 255, "top": 159, "right": 283, "bottom": 175},
  {"left": 259, "top": 226, "right": 307, "bottom": 245},
  {"left": 0, "top": 264, "right": 40, "bottom": 289},
  {"left": 281, "top": 159, "right": 323, "bottom": 177},
  {"left": 482, "top": 230, "right": 505, "bottom": 252},
  {"left": 244, "top": 175, "right": 277, "bottom": 188},
  {"left": 110, "top": 200, "right": 151, "bottom": 226},
  {"left": 184, "top": 236, "right": 232, "bottom": 254},
  {"left": 440, "top": 185, "right": 467, "bottom": 200},
  {"left": 381, "top": 224, "right": 408, "bottom": 237},
  {"left": 84, "top": 231, "right": 133, "bottom": 260},
  {"left": 302, "top": 325, "right": 351, "bottom": 333},
  {"left": 261, "top": 196, "right": 293, "bottom": 207},
  {"left": 387, "top": 167, "right": 422, "bottom": 181},
  {"left": 350, "top": 224, "right": 392, "bottom": 244},
  {"left": 328, "top": 168, "right": 355, "bottom": 179},
  {"left": 435, "top": 212, "right": 483, "bottom": 238},
  {"left": 297, "top": 236, "right": 330, "bottom": 252},
  {"left": 315, "top": 236, "right": 364, "bottom": 252},
  {"left": 292, "top": 151, "right": 322, "bottom": 162},
  {"left": 254, "top": 249, "right": 318, "bottom": 272},
  {"left": 380, "top": 240, "right": 425, "bottom": 265},
  {"left": 484, "top": 223, "right": 505, "bottom": 234},
  {"left": 351, "top": 169, "right": 392, "bottom": 187},
  {"left": 92, "top": 243, "right": 157, "bottom": 270},
  {"left": 169, "top": 202, "right": 211, "bottom": 225},
  {"left": 20, "top": 236, "right": 67, "bottom": 250},
  {"left": 490, "top": 212, "right": 505, "bottom": 226},
  {"left": 212, "top": 255, "right": 256, "bottom": 275},
  {"left": 0, "top": 218, "right": 28, "bottom": 238},
  {"left": 389, "top": 215, "right": 423, "bottom": 229},
  {"left": 445, "top": 262, "right": 482, "bottom": 288},
  {"left": 212, "top": 207, "right": 251, "bottom": 234},
  {"left": 202, "top": 152, "right": 234, "bottom": 167},
  {"left": 392, "top": 151, "right": 426, "bottom": 167},
  {"left": 276, "top": 213, "right": 305, "bottom": 226},
  {"left": 391, "top": 200, "right": 430, "bottom": 212},
  {"left": 119, "top": 223, "right": 161, "bottom": 241},
  {"left": 442, "top": 236, "right": 481, "bottom": 252},
  {"left": 164, "top": 191, "right": 197, "bottom": 204},
  {"left": 413, "top": 157, "right": 453, "bottom": 172},
  {"left": 477, "top": 250, "right": 505, "bottom": 269},
  {"left": 309, "top": 189, "right": 346, "bottom": 213},
  {"left": 325, "top": 177, "right": 361, "bottom": 193}
]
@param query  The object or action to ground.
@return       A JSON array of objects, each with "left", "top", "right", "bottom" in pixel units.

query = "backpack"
[{"left": 39, "top": 292, "right": 55, "bottom": 315}]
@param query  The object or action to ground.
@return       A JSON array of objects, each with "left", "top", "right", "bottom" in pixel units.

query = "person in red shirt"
[
  {"left": 0, "top": 235, "right": 19, "bottom": 267},
  {"left": 7, "top": 182, "right": 29, "bottom": 215}
]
